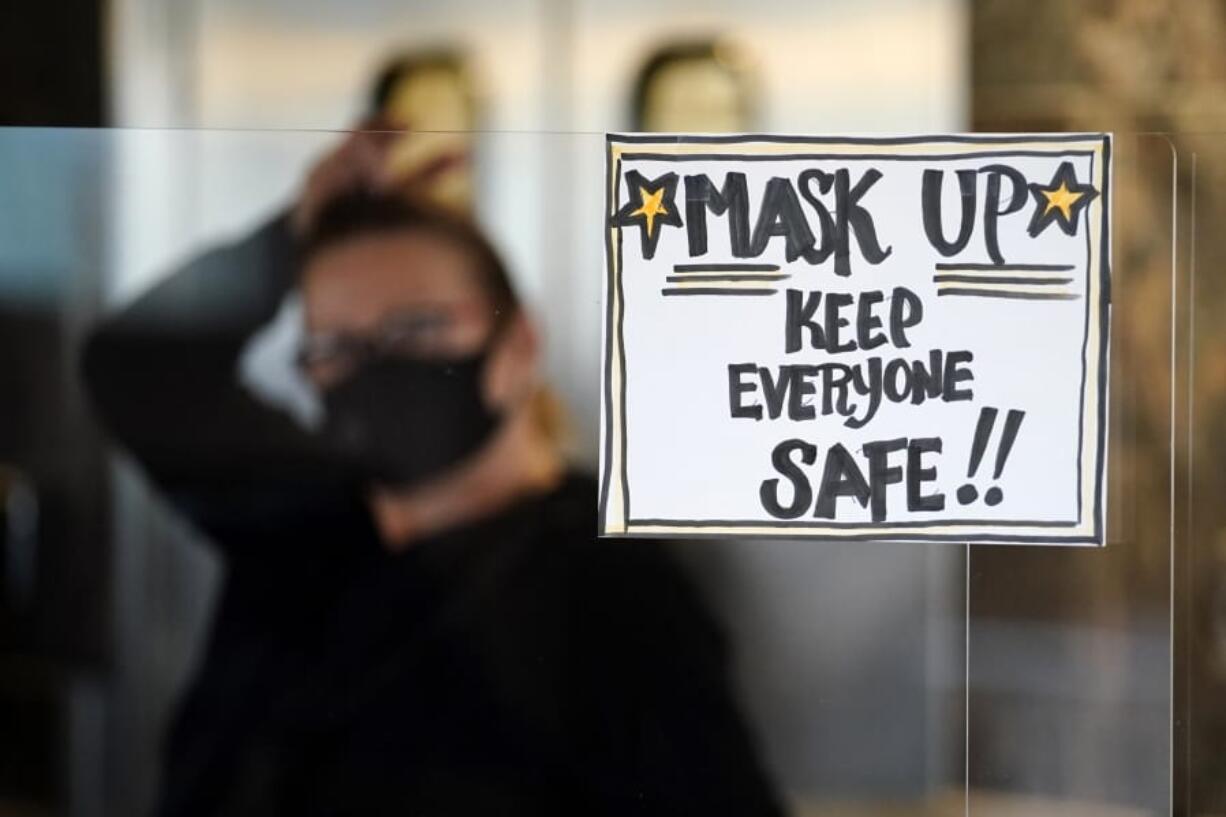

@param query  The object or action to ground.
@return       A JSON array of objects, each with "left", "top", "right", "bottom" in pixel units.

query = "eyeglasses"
[{"left": 298, "top": 311, "right": 464, "bottom": 385}]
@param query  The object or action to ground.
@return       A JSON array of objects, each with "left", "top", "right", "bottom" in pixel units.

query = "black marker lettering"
[
  {"left": 907, "top": 437, "right": 945, "bottom": 512},
  {"left": 750, "top": 177, "right": 821, "bottom": 263},
  {"left": 922, "top": 168, "right": 977, "bottom": 256},
  {"left": 980, "top": 164, "right": 1029, "bottom": 266},
  {"left": 759, "top": 365, "right": 790, "bottom": 419},
  {"left": 685, "top": 172, "right": 751, "bottom": 257},
  {"left": 814, "top": 443, "right": 872, "bottom": 519},
  {"left": 728, "top": 363, "right": 762, "bottom": 419},
  {"left": 785, "top": 289, "right": 824, "bottom": 353},
  {"left": 944, "top": 350, "right": 975, "bottom": 401},
  {"left": 889, "top": 287, "right": 923, "bottom": 347},
  {"left": 863, "top": 437, "right": 907, "bottom": 522},
  {"left": 825, "top": 292, "right": 856, "bottom": 353},
  {"left": 833, "top": 168, "right": 893, "bottom": 276},
  {"left": 911, "top": 350, "right": 944, "bottom": 402},
  {"left": 883, "top": 358, "right": 912, "bottom": 402},
  {"left": 760, "top": 439, "right": 816, "bottom": 519},
  {"left": 857, "top": 290, "right": 888, "bottom": 350},
  {"left": 797, "top": 169, "right": 837, "bottom": 265},
  {"left": 787, "top": 365, "right": 819, "bottom": 421}
]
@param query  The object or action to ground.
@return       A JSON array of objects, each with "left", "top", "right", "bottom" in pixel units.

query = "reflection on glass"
[
  {"left": 632, "top": 39, "right": 756, "bottom": 133},
  {"left": 374, "top": 48, "right": 477, "bottom": 211}
]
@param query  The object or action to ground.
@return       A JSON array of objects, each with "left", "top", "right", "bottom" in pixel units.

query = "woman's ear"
[{"left": 482, "top": 311, "right": 540, "bottom": 409}]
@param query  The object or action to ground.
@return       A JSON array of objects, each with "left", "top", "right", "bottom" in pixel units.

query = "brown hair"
[
  {"left": 369, "top": 49, "right": 472, "bottom": 121},
  {"left": 303, "top": 190, "right": 517, "bottom": 326}
]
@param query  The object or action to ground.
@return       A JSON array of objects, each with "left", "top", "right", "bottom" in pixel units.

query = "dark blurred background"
[{"left": 1, "top": 1, "right": 1226, "bottom": 816}]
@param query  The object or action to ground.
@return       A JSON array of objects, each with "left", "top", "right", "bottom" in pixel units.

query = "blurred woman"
[{"left": 83, "top": 130, "right": 782, "bottom": 817}]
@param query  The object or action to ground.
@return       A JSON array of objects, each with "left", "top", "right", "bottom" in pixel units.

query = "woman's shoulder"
[{"left": 537, "top": 469, "right": 718, "bottom": 623}]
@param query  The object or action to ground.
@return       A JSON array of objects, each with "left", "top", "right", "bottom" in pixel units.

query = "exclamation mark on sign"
[{"left": 956, "top": 407, "right": 1025, "bottom": 507}]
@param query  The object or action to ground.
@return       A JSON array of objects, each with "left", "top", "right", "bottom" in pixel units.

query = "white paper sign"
[{"left": 599, "top": 134, "right": 1111, "bottom": 545}]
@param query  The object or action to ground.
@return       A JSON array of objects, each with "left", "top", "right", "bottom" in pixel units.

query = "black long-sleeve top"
[{"left": 82, "top": 216, "right": 784, "bottom": 817}]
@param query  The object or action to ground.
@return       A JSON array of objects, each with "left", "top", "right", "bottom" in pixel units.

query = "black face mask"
[{"left": 320, "top": 353, "right": 501, "bottom": 488}]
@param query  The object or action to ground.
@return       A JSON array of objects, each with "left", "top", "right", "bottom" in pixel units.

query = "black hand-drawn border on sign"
[{"left": 599, "top": 134, "right": 1112, "bottom": 545}]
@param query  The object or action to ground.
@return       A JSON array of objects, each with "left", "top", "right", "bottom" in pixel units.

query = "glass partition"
[
  {"left": 964, "top": 134, "right": 1177, "bottom": 817},
  {"left": 0, "top": 127, "right": 1204, "bottom": 817},
  {"left": 1183, "top": 133, "right": 1226, "bottom": 817}
]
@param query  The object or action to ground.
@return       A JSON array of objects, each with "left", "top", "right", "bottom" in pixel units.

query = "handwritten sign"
[{"left": 599, "top": 134, "right": 1111, "bottom": 544}]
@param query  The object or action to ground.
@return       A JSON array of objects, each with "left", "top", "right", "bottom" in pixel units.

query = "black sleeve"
[
  {"left": 81, "top": 214, "right": 363, "bottom": 555},
  {"left": 578, "top": 540, "right": 786, "bottom": 817}
]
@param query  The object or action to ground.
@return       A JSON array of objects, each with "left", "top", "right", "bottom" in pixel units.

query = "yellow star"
[
  {"left": 631, "top": 186, "right": 669, "bottom": 237},
  {"left": 1041, "top": 181, "right": 1085, "bottom": 222}
]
